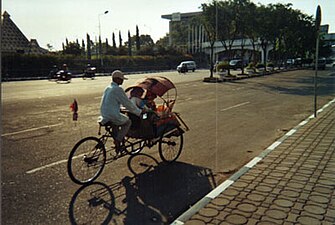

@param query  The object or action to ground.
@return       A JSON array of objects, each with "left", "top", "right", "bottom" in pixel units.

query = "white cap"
[{"left": 112, "top": 70, "right": 128, "bottom": 80}]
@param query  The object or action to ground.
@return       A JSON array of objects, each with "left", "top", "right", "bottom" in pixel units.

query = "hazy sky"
[{"left": 2, "top": 0, "right": 334, "bottom": 51}]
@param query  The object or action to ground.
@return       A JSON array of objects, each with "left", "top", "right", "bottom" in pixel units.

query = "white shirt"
[{"left": 100, "top": 82, "right": 141, "bottom": 125}]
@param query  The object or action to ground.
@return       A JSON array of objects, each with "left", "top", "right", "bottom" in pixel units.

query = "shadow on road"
[
  {"left": 252, "top": 74, "right": 335, "bottom": 96},
  {"left": 68, "top": 153, "right": 215, "bottom": 224}
]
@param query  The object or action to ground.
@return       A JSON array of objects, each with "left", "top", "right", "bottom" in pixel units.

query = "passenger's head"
[{"left": 130, "top": 87, "right": 144, "bottom": 98}]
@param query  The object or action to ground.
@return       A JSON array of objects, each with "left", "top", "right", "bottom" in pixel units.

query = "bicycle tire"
[
  {"left": 158, "top": 127, "right": 183, "bottom": 162},
  {"left": 68, "top": 136, "right": 106, "bottom": 185}
]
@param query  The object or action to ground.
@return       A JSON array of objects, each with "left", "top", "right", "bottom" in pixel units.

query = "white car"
[{"left": 177, "top": 61, "right": 196, "bottom": 72}]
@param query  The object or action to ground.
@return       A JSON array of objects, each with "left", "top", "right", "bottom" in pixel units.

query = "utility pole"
[{"left": 314, "top": 5, "right": 321, "bottom": 117}]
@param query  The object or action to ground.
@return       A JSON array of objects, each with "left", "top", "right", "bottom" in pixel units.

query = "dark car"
[
  {"left": 315, "top": 58, "right": 326, "bottom": 70},
  {"left": 229, "top": 59, "right": 247, "bottom": 70}
]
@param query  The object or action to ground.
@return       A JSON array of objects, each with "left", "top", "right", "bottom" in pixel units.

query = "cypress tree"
[{"left": 136, "top": 25, "right": 140, "bottom": 51}]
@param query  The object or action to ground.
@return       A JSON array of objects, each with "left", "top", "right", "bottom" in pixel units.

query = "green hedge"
[{"left": 1, "top": 53, "right": 195, "bottom": 79}]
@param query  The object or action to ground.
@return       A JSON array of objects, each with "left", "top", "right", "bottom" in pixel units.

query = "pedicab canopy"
[{"left": 125, "top": 76, "right": 175, "bottom": 97}]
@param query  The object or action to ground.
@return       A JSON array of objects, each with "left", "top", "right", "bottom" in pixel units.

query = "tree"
[
  {"left": 63, "top": 41, "right": 81, "bottom": 55},
  {"left": 128, "top": 30, "right": 132, "bottom": 56},
  {"left": 201, "top": 2, "right": 218, "bottom": 78},
  {"left": 86, "top": 33, "right": 91, "bottom": 60},
  {"left": 112, "top": 32, "right": 117, "bottom": 49},
  {"left": 119, "top": 31, "right": 123, "bottom": 47},
  {"left": 136, "top": 25, "right": 140, "bottom": 51}
]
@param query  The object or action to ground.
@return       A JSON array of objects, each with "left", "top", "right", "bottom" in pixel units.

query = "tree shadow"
[
  {"left": 254, "top": 75, "right": 335, "bottom": 96},
  {"left": 68, "top": 153, "right": 215, "bottom": 225}
]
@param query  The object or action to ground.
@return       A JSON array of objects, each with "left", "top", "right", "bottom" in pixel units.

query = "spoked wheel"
[
  {"left": 68, "top": 137, "right": 106, "bottom": 185},
  {"left": 158, "top": 127, "right": 183, "bottom": 162}
]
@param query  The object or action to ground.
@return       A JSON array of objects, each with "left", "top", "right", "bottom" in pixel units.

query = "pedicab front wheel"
[
  {"left": 67, "top": 136, "right": 106, "bottom": 185},
  {"left": 158, "top": 127, "right": 183, "bottom": 162}
]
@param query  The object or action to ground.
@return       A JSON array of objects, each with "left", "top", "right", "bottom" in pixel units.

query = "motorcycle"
[
  {"left": 83, "top": 66, "right": 96, "bottom": 79},
  {"left": 56, "top": 70, "right": 72, "bottom": 83}
]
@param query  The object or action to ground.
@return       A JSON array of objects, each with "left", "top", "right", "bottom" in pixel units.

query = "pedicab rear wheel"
[
  {"left": 158, "top": 126, "right": 183, "bottom": 162},
  {"left": 67, "top": 136, "right": 106, "bottom": 185}
]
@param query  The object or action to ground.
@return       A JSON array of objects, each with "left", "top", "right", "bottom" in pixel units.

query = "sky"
[{"left": 2, "top": 0, "right": 335, "bottom": 51}]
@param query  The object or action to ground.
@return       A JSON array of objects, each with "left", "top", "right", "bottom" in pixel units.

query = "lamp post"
[
  {"left": 314, "top": 5, "right": 321, "bottom": 117},
  {"left": 98, "top": 10, "right": 109, "bottom": 67}
]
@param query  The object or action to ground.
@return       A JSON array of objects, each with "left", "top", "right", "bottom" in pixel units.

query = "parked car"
[
  {"left": 316, "top": 57, "right": 326, "bottom": 70},
  {"left": 229, "top": 59, "right": 247, "bottom": 70},
  {"left": 326, "top": 58, "right": 335, "bottom": 68},
  {"left": 177, "top": 61, "right": 196, "bottom": 73}
]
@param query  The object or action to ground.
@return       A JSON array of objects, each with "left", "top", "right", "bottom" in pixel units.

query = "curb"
[{"left": 171, "top": 97, "right": 335, "bottom": 225}]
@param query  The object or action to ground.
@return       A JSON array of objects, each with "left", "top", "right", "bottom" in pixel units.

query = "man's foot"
[{"left": 114, "top": 140, "right": 124, "bottom": 154}]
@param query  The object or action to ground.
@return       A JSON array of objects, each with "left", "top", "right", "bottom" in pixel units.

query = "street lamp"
[
  {"left": 314, "top": 5, "right": 321, "bottom": 117},
  {"left": 98, "top": 10, "right": 109, "bottom": 67}
]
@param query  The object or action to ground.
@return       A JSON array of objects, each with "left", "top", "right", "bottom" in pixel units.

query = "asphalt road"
[{"left": 2, "top": 69, "right": 335, "bottom": 224}]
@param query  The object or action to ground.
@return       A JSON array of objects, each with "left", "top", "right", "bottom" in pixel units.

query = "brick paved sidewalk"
[{"left": 172, "top": 99, "right": 335, "bottom": 225}]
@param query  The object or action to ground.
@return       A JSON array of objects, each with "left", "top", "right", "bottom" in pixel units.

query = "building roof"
[
  {"left": 161, "top": 11, "right": 202, "bottom": 21},
  {"left": 1, "top": 11, "right": 48, "bottom": 54}
]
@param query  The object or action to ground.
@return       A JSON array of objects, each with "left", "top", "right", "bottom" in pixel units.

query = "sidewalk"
[{"left": 172, "top": 98, "right": 335, "bottom": 225}]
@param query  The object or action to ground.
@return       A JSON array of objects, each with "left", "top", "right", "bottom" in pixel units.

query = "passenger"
[
  {"left": 129, "top": 87, "right": 148, "bottom": 110},
  {"left": 144, "top": 90, "right": 157, "bottom": 111},
  {"left": 99, "top": 70, "right": 143, "bottom": 151}
]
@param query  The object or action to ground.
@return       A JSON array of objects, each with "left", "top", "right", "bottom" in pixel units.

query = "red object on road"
[{"left": 70, "top": 99, "right": 78, "bottom": 121}]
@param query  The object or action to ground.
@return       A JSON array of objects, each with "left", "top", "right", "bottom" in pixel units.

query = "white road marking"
[
  {"left": 220, "top": 101, "right": 250, "bottom": 112},
  {"left": 26, "top": 153, "right": 87, "bottom": 174},
  {"left": 1, "top": 123, "right": 62, "bottom": 137},
  {"left": 26, "top": 159, "right": 68, "bottom": 174}
]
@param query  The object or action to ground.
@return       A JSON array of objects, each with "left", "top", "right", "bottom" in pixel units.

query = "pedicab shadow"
[{"left": 68, "top": 153, "right": 216, "bottom": 225}]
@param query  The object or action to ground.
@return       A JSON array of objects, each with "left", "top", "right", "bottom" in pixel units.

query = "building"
[
  {"left": 161, "top": 11, "right": 272, "bottom": 63},
  {"left": 161, "top": 12, "right": 206, "bottom": 54},
  {"left": 1, "top": 11, "right": 48, "bottom": 54},
  {"left": 162, "top": 11, "right": 335, "bottom": 63}
]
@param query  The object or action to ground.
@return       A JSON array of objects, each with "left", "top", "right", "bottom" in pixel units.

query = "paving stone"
[
  {"left": 224, "top": 188, "right": 240, "bottom": 197},
  {"left": 236, "top": 203, "right": 257, "bottom": 213},
  {"left": 286, "top": 182, "right": 305, "bottom": 189},
  {"left": 255, "top": 185, "right": 273, "bottom": 193},
  {"left": 211, "top": 197, "right": 230, "bottom": 207},
  {"left": 304, "top": 204, "right": 326, "bottom": 215},
  {"left": 274, "top": 199, "right": 294, "bottom": 208},
  {"left": 308, "top": 195, "right": 329, "bottom": 204},
  {"left": 280, "top": 190, "right": 299, "bottom": 198},
  {"left": 232, "top": 181, "right": 249, "bottom": 188},
  {"left": 313, "top": 186, "right": 333, "bottom": 195},
  {"left": 318, "top": 179, "right": 334, "bottom": 186},
  {"left": 265, "top": 209, "right": 287, "bottom": 220},
  {"left": 198, "top": 207, "right": 220, "bottom": 217},
  {"left": 225, "top": 214, "right": 247, "bottom": 225}
]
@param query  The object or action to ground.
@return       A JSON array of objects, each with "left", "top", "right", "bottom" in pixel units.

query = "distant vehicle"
[
  {"left": 316, "top": 58, "right": 326, "bottom": 70},
  {"left": 177, "top": 61, "right": 196, "bottom": 73},
  {"left": 286, "top": 59, "right": 294, "bottom": 66},
  {"left": 56, "top": 70, "right": 72, "bottom": 83},
  {"left": 83, "top": 64, "right": 96, "bottom": 79},
  {"left": 229, "top": 59, "right": 247, "bottom": 70},
  {"left": 326, "top": 58, "right": 335, "bottom": 68}
]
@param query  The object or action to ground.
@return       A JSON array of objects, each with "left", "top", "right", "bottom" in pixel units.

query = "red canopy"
[{"left": 126, "top": 76, "right": 175, "bottom": 97}]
